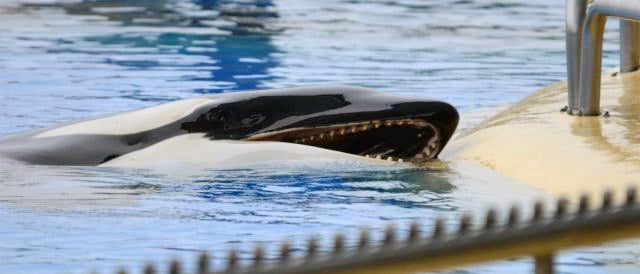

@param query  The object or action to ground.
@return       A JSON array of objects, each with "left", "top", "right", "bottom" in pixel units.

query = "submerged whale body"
[{"left": 0, "top": 86, "right": 459, "bottom": 167}]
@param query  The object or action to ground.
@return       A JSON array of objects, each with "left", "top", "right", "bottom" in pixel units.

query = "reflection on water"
[
  {"left": 0, "top": 0, "right": 283, "bottom": 133},
  {"left": 1, "top": 161, "right": 463, "bottom": 274},
  {"left": 0, "top": 0, "right": 631, "bottom": 273}
]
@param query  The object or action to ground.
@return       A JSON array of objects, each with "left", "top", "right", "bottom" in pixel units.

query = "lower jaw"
[
  {"left": 358, "top": 150, "right": 439, "bottom": 163},
  {"left": 360, "top": 154, "right": 406, "bottom": 163},
  {"left": 286, "top": 144, "right": 440, "bottom": 164}
]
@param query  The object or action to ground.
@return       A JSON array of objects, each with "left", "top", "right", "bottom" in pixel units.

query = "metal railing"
[
  {"left": 566, "top": 0, "right": 640, "bottom": 115},
  {"left": 109, "top": 188, "right": 640, "bottom": 274}
]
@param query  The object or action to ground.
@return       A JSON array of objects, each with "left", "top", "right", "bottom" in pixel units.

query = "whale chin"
[{"left": 246, "top": 118, "right": 442, "bottom": 163}]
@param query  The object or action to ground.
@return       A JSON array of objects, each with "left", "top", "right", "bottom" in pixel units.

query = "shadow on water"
[
  {"left": 0, "top": 161, "right": 460, "bottom": 274},
  {"left": 26, "top": 0, "right": 282, "bottom": 94},
  {"left": 0, "top": 159, "right": 457, "bottom": 213},
  {"left": 192, "top": 167, "right": 457, "bottom": 212}
]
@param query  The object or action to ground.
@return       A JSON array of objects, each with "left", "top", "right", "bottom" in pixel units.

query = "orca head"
[{"left": 181, "top": 86, "right": 459, "bottom": 163}]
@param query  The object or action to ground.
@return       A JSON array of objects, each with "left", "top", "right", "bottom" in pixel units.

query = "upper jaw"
[{"left": 244, "top": 100, "right": 458, "bottom": 163}]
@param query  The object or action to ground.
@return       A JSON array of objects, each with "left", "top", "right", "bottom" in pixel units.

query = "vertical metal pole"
[
  {"left": 578, "top": 12, "right": 607, "bottom": 115},
  {"left": 620, "top": 20, "right": 640, "bottom": 73},
  {"left": 534, "top": 254, "right": 555, "bottom": 274},
  {"left": 566, "top": 0, "right": 588, "bottom": 111}
]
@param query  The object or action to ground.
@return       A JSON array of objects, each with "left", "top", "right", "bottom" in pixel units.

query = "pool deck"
[{"left": 442, "top": 69, "right": 640, "bottom": 202}]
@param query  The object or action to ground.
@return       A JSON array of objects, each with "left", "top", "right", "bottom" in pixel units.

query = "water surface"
[{"left": 0, "top": 0, "right": 636, "bottom": 273}]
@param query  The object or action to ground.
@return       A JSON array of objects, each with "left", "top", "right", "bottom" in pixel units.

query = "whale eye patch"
[{"left": 182, "top": 95, "right": 351, "bottom": 135}]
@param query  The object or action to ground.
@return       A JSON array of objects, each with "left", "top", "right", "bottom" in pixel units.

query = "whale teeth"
[
  {"left": 386, "top": 157, "right": 393, "bottom": 161},
  {"left": 398, "top": 158, "right": 404, "bottom": 163},
  {"left": 376, "top": 155, "right": 382, "bottom": 160},
  {"left": 282, "top": 119, "right": 432, "bottom": 150}
]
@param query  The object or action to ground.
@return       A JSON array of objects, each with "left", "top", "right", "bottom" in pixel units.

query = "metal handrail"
[
  {"left": 620, "top": 19, "right": 640, "bottom": 72},
  {"left": 566, "top": 0, "right": 588, "bottom": 110},
  {"left": 566, "top": 0, "right": 640, "bottom": 115},
  {"left": 111, "top": 189, "right": 640, "bottom": 274}
]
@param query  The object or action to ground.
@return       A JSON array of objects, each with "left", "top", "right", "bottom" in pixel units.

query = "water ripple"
[{"left": 0, "top": 0, "right": 632, "bottom": 273}]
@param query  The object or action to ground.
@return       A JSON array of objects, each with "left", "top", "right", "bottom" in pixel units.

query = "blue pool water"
[{"left": 0, "top": 0, "right": 637, "bottom": 273}]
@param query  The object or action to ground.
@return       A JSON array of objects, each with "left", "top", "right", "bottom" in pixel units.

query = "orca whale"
[{"left": 0, "top": 85, "right": 459, "bottom": 166}]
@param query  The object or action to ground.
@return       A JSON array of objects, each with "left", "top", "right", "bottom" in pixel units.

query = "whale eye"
[
  {"left": 241, "top": 114, "right": 265, "bottom": 127},
  {"left": 207, "top": 110, "right": 230, "bottom": 122},
  {"left": 181, "top": 108, "right": 239, "bottom": 134}
]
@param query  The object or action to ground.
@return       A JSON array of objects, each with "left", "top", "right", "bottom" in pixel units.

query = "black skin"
[{"left": 0, "top": 86, "right": 459, "bottom": 166}]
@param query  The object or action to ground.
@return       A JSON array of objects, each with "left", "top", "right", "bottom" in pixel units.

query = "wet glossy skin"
[
  {"left": 0, "top": 86, "right": 459, "bottom": 166},
  {"left": 442, "top": 70, "right": 640, "bottom": 201}
]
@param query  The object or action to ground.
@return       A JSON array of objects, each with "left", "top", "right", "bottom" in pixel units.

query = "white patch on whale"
[
  {"left": 34, "top": 97, "right": 213, "bottom": 138},
  {"left": 100, "top": 133, "right": 401, "bottom": 168}
]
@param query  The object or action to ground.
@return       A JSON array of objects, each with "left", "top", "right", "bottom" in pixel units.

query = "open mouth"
[{"left": 246, "top": 118, "right": 441, "bottom": 163}]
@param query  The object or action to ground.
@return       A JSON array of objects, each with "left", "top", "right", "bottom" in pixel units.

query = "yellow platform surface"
[{"left": 442, "top": 70, "right": 640, "bottom": 202}]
